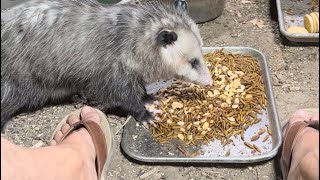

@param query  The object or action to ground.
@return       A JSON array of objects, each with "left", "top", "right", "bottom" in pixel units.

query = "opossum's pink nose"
[
  {"left": 201, "top": 77, "right": 213, "bottom": 87},
  {"left": 202, "top": 70, "right": 214, "bottom": 87},
  {"left": 197, "top": 71, "right": 213, "bottom": 87},
  {"left": 207, "top": 78, "right": 213, "bottom": 86}
]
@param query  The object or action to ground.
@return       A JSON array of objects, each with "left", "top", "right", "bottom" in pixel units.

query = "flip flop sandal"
[
  {"left": 280, "top": 109, "right": 319, "bottom": 180},
  {"left": 49, "top": 109, "right": 114, "bottom": 180}
]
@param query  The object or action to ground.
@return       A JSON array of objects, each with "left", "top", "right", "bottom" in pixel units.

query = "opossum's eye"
[
  {"left": 157, "top": 31, "right": 178, "bottom": 46},
  {"left": 190, "top": 58, "right": 199, "bottom": 69}
]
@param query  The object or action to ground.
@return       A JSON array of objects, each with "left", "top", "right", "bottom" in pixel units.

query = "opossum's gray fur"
[{"left": 1, "top": 0, "right": 206, "bottom": 128}]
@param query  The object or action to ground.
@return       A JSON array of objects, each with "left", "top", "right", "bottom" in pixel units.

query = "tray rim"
[
  {"left": 121, "top": 46, "right": 282, "bottom": 163},
  {"left": 276, "top": 0, "right": 319, "bottom": 42}
]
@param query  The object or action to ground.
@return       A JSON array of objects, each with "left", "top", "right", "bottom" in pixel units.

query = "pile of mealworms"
[{"left": 147, "top": 49, "right": 269, "bottom": 148}]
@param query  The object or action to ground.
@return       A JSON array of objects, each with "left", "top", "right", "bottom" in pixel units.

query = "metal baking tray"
[
  {"left": 276, "top": 0, "right": 319, "bottom": 42},
  {"left": 121, "top": 47, "right": 282, "bottom": 163}
]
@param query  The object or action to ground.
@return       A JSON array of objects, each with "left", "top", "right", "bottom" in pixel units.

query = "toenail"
[
  {"left": 61, "top": 123, "right": 71, "bottom": 134},
  {"left": 81, "top": 106, "right": 94, "bottom": 115},
  {"left": 54, "top": 130, "right": 63, "bottom": 141},
  {"left": 293, "top": 109, "right": 311, "bottom": 119},
  {"left": 67, "top": 114, "right": 80, "bottom": 125},
  {"left": 50, "top": 140, "right": 57, "bottom": 146}
]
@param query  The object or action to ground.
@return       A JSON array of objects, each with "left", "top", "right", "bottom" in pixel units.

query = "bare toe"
[
  {"left": 288, "top": 109, "right": 312, "bottom": 126},
  {"left": 50, "top": 106, "right": 100, "bottom": 146},
  {"left": 292, "top": 109, "right": 312, "bottom": 120},
  {"left": 49, "top": 114, "right": 81, "bottom": 146},
  {"left": 50, "top": 130, "right": 63, "bottom": 145},
  {"left": 311, "top": 113, "right": 319, "bottom": 121},
  {"left": 61, "top": 123, "right": 71, "bottom": 134},
  {"left": 49, "top": 139, "right": 57, "bottom": 146},
  {"left": 80, "top": 106, "right": 101, "bottom": 125},
  {"left": 66, "top": 114, "right": 81, "bottom": 125}
]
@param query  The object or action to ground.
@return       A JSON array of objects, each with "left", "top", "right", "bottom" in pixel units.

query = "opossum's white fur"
[
  {"left": 1, "top": 0, "right": 213, "bottom": 128},
  {"left": 160, "top": 28, "right": 212, "bottom": 86}
]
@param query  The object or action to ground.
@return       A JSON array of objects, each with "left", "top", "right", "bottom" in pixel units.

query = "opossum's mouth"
[
  {"left": 174, "top": 74, "right": 183, "bottom": 80},
  {"left": 174, "top": 75, "right": 197, "bottom": 86},
  {"left": 174, "top": 74, "right": 186, "bottom": 82},
  {"left": 174, "top": 74, "right": 213, "bottom": 87}
]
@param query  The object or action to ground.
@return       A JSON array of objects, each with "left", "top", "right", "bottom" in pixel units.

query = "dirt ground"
[{"left": 1, "top": 0, "right": 319, "bottom": 179}]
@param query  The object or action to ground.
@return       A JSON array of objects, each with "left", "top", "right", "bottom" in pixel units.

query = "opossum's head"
[
  {"left": 127, "top": 2, "right": 213, "bottom": 86},
  {"left": 147, "top": 1, "right": 213, "bottom": 87},
  {"left": 156, "top": 28, "right": 213, "bottom": 87}
]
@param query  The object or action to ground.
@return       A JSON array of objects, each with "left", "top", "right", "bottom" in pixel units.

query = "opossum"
[{"left": 1, "top": 0, "right": 213, "bottom": 128}]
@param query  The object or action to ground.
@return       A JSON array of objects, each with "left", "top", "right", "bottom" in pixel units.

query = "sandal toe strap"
[{"left": 57, "top": 120, "right": 107, "bottom": 179}]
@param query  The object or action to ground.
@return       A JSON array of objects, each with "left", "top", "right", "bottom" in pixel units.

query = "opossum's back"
[
  {"left": 1, "top": 2, "right": 116, "bottom": 80},
  {"left": 1, "top": 0, "right": 196, "bottom": 80}
]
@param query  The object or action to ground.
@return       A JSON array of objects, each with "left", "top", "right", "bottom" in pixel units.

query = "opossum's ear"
[
  {"left": 157, "top": 30, "right": 178, "bottom": 46},
  {"left": 174, "top": 0, "right": 188, "bottom": 15}
]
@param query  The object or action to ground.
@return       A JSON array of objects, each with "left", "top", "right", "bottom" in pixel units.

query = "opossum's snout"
[
  {"left": 194, "top": 65, "right": 213, "bottom": 87},
  {"left": 178, "top": 58, "right": 213, "bottom": 87}
]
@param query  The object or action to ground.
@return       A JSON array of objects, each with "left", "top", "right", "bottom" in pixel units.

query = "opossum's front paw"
[
  {"left": 142, "top": 120, "right": 158, "bottom": 128},
  {"left": 142, "top": 93, "right": 156, "bottom": 104},
  {"left": 71, "top": 92, "right": 100, "bottom": 108},
  {"left": 135, "top": 110, "right": 159, "bottom": 128},
  {"left": 71, "top": 94, "right": 86, "bottom": 108},
  {"left": 145, "top": 102, "right": 162, "bottom": 114}
]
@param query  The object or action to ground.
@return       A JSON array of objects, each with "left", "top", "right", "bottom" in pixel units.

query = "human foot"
[
  {"left": 280, "top": 109, "right": 319, "bottom": 180},
  {"left": 1, "top": 106, "right": 111, "bottom": 180},
  {"left": 289, "top": 109, "right": 318, "bottom": 124},
  {"left": 50, "top": 106, "right": 113, "bottom": 179},
  {"left": 50, "top": 106, "right": 101, "bottom": 180},
  {"left": 282, "top": 109, "right": 319, "bottom": 131}
]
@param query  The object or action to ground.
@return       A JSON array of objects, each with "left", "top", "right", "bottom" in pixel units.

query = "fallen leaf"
[
  {"left": 241, "top": 0, "right": 251, "bottom": 3},
  {"left": 236, "top": 11, "right": 242, "bottom": 17},
  {"left": 249, "top": 18, "right": 265, "bottom": 29},
  {"left": 172, "top": 102, "right": 183, "bottom": 109},
  {"left": 31, "top": 141, "right": 44, "bottom": 148},
  {"left": 288, "top": 86, "right": 300, "bottom": 91},
  {"left": 140, "top": 168, "right": 158, "bottom": 179}
]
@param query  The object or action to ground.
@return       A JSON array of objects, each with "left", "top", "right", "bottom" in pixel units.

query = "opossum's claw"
[
  {"left": 142, "top": 119, "right": 158, "bottom": 128},
  {"left": 142, "top": 121, "right": 149, "bottom": 128},
  {"left": 145, "top": 102, "right": 163, "bottom": 114},
  {"left": 154, "top": 116, "right": 161, "bottom": 122},
  {"left": 149, "top": 120, "right": 158, "bottom": 127},
  {"left": 149, "top": 109, "right": 163, "bottom": 114}
]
